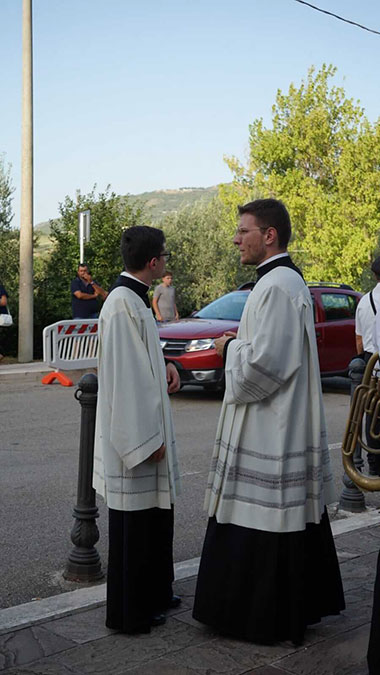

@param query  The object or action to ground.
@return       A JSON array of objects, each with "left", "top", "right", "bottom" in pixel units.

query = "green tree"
[
  {"left": 0, "top": 156, "right": 19, "bottom": 356},
  {"left": 0, "top": 156, "right": 18, "bottom": 293},
  {"left": 34, "top": 186, "right": 146, "bottom": 337},
  {"left": 222, "top": 64, "right": 380, "bottom": 288},
  {"left": 0, "top": 154, "right": 14, "bottom": 230}
]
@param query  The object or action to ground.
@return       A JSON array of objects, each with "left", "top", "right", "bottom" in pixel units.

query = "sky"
[{"left": 1, "top": 0, "right": 380, "bottom": 227}]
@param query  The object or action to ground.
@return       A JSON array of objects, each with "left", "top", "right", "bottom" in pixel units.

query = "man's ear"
[{"left": 265, "top": 227, "right": 278, "bottom": 246}]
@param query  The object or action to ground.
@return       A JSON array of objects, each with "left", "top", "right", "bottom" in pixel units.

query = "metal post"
[
  {"left": 78, "top": 209, "right": 90, "bottom": 264},
  {"left": 64, "top": 373, "right": 103, "bottom": 581},
  {"left": 79, "top": 212, "right": 84, "bottom": 265},
  {"left": 339, "top": 357, "right": 366, "bottom": 512},
  {"left": 18, "top": 0, "right": 34, "bottom": 362}
]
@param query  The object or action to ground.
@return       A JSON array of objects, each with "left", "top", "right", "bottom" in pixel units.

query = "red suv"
[{"left": 158, "top": 283, "right": 362, "bottom": 390}]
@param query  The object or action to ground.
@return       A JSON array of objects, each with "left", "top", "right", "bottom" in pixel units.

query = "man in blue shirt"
[
  {"left": 71, "top": 264, "right": 108, "bottom": 319},
  {"left": 0, "top": 283, "right": 8, "bottom": 316},
  {"left": 0, "top": 283, "right": 9, "bottom": 361}
]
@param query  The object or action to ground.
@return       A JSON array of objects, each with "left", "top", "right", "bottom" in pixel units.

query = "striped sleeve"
[{"left": 224, "top": 285, "right": 304, "bottom": 405}]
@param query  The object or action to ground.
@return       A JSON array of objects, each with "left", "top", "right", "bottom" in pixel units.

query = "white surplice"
[
  {"left": 93, "top": 286, "right": 181, "bottom": 511},
  {"left": 205, "top": 266, "right": 334, "bottom": 533}
]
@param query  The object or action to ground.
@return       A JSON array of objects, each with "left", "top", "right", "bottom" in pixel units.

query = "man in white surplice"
[
  {"left": 193, "top": 199, "right": 344, "bottom": 646},
  {"left": 93, "top": 226, "right": 181, "bottom": 634}
]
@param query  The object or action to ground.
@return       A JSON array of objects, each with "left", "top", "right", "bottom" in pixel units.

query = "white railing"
[{"left": 43, "top": 319, "right": 99, "bottom": 371}]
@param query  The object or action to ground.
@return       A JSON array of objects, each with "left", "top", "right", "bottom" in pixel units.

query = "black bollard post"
[
  {"left": 64, "top": 373, "right": 104, "bottom": 581},
  {"left": 339, "top": 357, "right": 366, "bottom": 512}
]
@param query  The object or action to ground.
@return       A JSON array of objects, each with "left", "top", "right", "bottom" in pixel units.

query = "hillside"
[
  {"left": 128, "top": 185, "right": 218, "bottom": 220},
  {"left": 35, "top": 185, "right": 219, "bottom": 238}
]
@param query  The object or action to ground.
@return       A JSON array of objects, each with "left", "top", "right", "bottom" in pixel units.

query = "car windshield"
[{"left": 195, "top": 292, "right": 249, "bottom": 321}]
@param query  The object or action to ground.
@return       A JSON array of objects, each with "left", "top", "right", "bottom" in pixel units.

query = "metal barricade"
[{"left": 42, "top": 319, "right": 98, "bottom": 386}]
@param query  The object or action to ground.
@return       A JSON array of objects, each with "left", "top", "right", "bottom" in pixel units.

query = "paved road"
[{"left": 0, "top": 376, "right": 377, "bottom": 609}]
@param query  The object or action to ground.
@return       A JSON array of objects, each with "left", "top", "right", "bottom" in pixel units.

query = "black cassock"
[
  {"left": 193, "top": 257, "right": 345, "bottom": 645},
  {"left": 193, "top": 510, "right": 344, "bottom": 645},
  {"left": 107, "top": 507, "right": 174, "bottom": 633},
  {"left": 105, "top": 275, "right": 175, "bottom": 634}
]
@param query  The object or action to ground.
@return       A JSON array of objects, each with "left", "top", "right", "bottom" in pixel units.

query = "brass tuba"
[{"left": 342, "top": 352, "right": 380, "bottom": 491}]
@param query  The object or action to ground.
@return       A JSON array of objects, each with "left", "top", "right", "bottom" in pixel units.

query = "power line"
[{"left": 293, "top": 0, "right": 380, "bottom": 36}]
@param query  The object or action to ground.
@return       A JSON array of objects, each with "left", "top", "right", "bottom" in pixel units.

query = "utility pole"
[{"left": 18, "top": 0, "right": 34, "bottom": 362}]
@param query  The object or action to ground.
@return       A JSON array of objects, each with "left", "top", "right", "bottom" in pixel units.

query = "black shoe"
[
  {"left": 153, "top": 596, "right": 182, "bottom": 618},
  {"left": 106, "top": 620, "right": 151, "bottom": 634},
  {"left": 168, "top": 595, "right": 181, "bottom": 609},
  {"left": 151, "top": 613, "right": 166, "bottom": 627}
]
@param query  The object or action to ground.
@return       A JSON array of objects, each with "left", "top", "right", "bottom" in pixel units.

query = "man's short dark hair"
[
  {"left": 163, "top": 270, "right": 173, "bottom": 277},
  {"left": 238, "top": 198, "right": 291, "bottom": 248},
  {"left": 121, "top": 226, "right": 165, "bottom": 271},
  {"left": 371, "top": 256, "right": 380, "bottom": 279}
]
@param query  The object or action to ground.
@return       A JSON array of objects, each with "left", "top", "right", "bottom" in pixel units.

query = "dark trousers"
[
  {"left": 365, "top": 413, "right": 380, "bottom": 475},
  {"left": 106, "top": 506, "right": 174, "bottom": 634},
  {"left": 362, "top": 351, "right": 380, "bottom": 475},
  {"left": 368, "top": 550, "right": 380, "bottom": 674}
]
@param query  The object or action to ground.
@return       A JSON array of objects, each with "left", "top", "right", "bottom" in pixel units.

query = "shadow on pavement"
[
  {"left": 177, "top": 379, "right": 351, "bottom": 398},
  {"left": 321, "top": 376, "right": 351, "bottom": 394},
  {"left": 172, "top": 385, "right": 224, "bottom": 401}
]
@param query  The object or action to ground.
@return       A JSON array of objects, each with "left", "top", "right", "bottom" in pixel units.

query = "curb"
[
  {"left": 1, "top": 512, "right": 380, "bottom": 637},
  {"left": 0, "top": 558, "right": 200, "bottom": 636},
  {"left": 0, "top": 365, "right": 96, "bottom": 385}
]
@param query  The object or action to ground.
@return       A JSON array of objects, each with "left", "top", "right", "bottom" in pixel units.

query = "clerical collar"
[
  {"left": 256, "top": 253, "right": 304, "bottom": 281},
  {"left": 256, "top": 253, "right": 289, "bottom": 270},
  {"left": 109, "top": 272, "right": 151, "bottom": 308},
  {"left": 121, "top": 271, "right": 150, "bottom": 288}
]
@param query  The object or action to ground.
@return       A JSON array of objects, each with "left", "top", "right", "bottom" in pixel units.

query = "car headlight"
[
  {"left": 185, "top": 338, "right": 215, "bottom": 352},
  {"left": 160, "top": 340, "right": 167, "bottom": 349}
]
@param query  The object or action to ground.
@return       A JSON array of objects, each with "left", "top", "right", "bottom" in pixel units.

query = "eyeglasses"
[
  {"left": 235, "top": 226, "right": 267, "bottom": 236},
  {"left": 158, "top": 251, "right": 172, "bottom": 260}
]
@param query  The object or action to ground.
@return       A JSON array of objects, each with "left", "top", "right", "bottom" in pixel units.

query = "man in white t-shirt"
[
  {"left": 355, "top": 256, "right": 380, "bottom": 476},
  {"left": 356, "top": 257, "right": 380, "bottom": 358}
]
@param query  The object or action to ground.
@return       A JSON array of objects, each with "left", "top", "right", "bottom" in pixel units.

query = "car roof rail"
[
  {"left": 237, "top": 281, "right": 255, "bottom": 290},
  {"left": 307, "top": 281, "right": 355, "bottom": 291}
]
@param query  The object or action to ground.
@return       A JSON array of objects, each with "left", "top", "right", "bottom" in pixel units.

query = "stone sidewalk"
[{"left": 0, "top": 522, "right": 379, "bottom": 675}]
